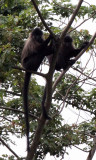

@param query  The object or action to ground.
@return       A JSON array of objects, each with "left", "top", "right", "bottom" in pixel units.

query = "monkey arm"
[
  {"left": 72, "top": 48, "right": 83, "bottom": 57},
  {"left": 39, "top": 35, "right": 54, "bottom": 56},
  {"left": 44, "top": 39, "right": 55, "bottom": 56},
  {"left": 72, "top": 41, "right": 89, "bottom": 57},
  {"left": 43, "top": 35, "right": 53, "bottom": 46}
]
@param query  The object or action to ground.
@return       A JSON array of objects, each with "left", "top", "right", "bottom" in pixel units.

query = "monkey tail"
[
  {"left": 23, "top": 71, "right": 31, "bottom": 152},
  {"left": 42, "top": 86, "right": 51, "bottom": 119}
]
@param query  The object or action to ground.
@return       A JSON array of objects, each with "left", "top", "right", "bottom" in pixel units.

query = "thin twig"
[
  {"left": 65, "top": 100, "right": 95, "bottom": 115},
  {"left": 74, "top": 145, "right": 89, "bottom": 153},
  {"left": 1, "top": 89, "right": 21, "bottom": 96},
  {"left": 69, "top": 12, "right": 96, "bottom": 33},
  {"left": 53, "top": 78, "right": 78, "bottom": 118},
  {"left": 0, "top": 137, "right": 20, "bottom": 159},
  {"left": 72, "top": 67, "right": 96, "bottom": 83}
]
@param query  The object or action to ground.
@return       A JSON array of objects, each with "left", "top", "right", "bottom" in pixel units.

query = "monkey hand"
[
  {"left": 82, "top": 41, "right": 89, "bottom": 49},
  {"left": 62, "top": 59, "right": 75, "bottom": 70},
  {"left": 49, "top": 34, "right": 54, "bottom": 39},
  {"left": 68, "top": 59, "right": 75, "bottom": 66}
]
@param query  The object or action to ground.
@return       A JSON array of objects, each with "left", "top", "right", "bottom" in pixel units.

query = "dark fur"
[
  {"left": 47, "top": 35, "right": 89, "bottom": 70},
  {"left": 21, "top": 28, "right": 53, "bottom": 152}
]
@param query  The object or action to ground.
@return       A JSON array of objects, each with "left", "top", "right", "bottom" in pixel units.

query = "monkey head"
[
  {"left": 62, "top": 35, "right": 73, "bottom": 47},
  {"left": 64, "top": 35, "right": 73, "bottom": 43},
  {"left": 31, "top": 27, "right": 44, "bottom": 43}
]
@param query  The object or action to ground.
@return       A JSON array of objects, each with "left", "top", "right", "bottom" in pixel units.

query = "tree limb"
[
  {"left": 0, "top": 106, "right": 38, "bottom": 120},
  {"left": 1, "top": 89, "right": 21, "bottom": 96},
  {"left": 72, "top": 67, "right": 96, "bottom": 83},
  {"left": 13, "top": 66, "right": 47, "bottom": 78}
]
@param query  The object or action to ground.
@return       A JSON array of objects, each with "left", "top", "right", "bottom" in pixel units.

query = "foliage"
[{"left": 0, "top": 0, "right": 96, "bottom": 160}]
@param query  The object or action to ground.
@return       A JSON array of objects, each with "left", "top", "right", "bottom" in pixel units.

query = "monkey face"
[{"left": 35, "top": 35, "right": 44, "bottom": 43}]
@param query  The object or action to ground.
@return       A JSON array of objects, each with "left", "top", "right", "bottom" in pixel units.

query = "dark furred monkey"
[
  {"left": 47, "top": 35, "right": 89, "bottom": 70},
  {"left": 21, "top": 28, "right": 53, "bottom": 152}
]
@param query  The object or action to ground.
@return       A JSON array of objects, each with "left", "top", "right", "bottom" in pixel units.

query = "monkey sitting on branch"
[
  {"left": 47, "top": 35, "right": 89, "bottom": 71},
  {"left": 21, "top": 27, "right": 53, "bottom": 152}
]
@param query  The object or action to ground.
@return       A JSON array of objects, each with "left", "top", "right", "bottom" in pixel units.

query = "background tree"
[{"left": 0, "top": 0, "right": 96, "bottom": 160}]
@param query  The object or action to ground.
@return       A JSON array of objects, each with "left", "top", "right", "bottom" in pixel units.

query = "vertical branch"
[
  {"left": 26, "top": 116, "right": 46, "bottom": 160},
  {"left": 61, "top": 0, "right": 84, "bottom": 39}
]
